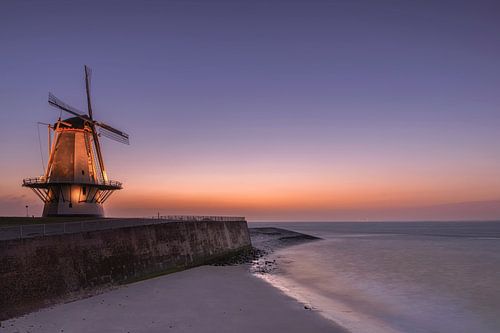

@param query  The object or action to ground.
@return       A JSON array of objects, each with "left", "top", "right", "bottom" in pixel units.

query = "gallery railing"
[
  {"left": 0, "top": 216, "right": 246, "bottom": 241},
  {"left": 22, "top": 177, "right": 123, "bottom": 188}
]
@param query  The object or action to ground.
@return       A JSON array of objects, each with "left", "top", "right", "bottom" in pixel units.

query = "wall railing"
[{"left": 0, "top": 216, "right": 246, "bottom": 241}]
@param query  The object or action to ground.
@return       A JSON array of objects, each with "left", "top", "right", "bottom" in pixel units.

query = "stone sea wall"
[{"left": 0, "top": 219, "right": 251, "bottom": 320}]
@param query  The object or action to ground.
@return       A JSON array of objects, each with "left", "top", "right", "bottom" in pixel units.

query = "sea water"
[{"left": 252, "top": 222, "right": 500, "bottom": 333}]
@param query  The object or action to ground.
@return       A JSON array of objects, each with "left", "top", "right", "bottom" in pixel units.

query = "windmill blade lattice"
[
  {"left": 97, "top": 122, "right": 130, "bottom": 145},
  {"left": 48, "top": 93, "right": 88, "bottom": 119}
]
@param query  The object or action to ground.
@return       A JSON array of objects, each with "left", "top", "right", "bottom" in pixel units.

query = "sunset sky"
[{"left": 1, "top": 0, "right": 500, "bottom": 221}]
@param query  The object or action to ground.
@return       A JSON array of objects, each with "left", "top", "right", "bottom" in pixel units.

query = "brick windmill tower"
[{"left": 23, "top": 66, "right": 129, "bottom": 217}]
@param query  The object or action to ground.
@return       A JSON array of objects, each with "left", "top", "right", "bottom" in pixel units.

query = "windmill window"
[
  {"left": 82, "top": 187, "right": 87, "bottom": 195},
  {"left": 82, "top": 170, "right": 85, "bottom": 175},
  {"left": 69, "top": 203, "right": 73, "bottom": 208}
]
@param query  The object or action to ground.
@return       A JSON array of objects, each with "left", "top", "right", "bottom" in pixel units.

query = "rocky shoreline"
[
  {"left": 211, "top": 227, "right": 322, "bottom": 276},
  {"left": 249, "top": 227, "right": 321, "bottom": 274}
]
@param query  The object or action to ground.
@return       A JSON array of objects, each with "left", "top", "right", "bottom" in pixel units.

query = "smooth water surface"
[{"left": 252, "top": 222, "right": 500, "bottom": 333}]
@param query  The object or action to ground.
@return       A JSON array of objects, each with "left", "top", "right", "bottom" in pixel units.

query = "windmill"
[{"left": 23, "top": 66, "right": 129, "bottom": 217}]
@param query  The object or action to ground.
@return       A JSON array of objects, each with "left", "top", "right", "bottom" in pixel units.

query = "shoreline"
[
  {"left": 2, "top": 228, "right": 347, "bottom": 333},
  {"left": 251, "top": 241, "right": 400, "bottom": 333},
  {"left": 250, "top": 222, "right": 500, "bottom": 333}
]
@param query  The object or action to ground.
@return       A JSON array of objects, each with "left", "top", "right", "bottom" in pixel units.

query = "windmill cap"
[{"left": 55, "top": 116, "right": 91, "bottom": 129}]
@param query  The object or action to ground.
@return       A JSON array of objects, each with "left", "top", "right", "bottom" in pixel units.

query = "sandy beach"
[
  {"left": 1, "top": 264, "right": 345, "bottom": 333},
  {"left": 1, "top": 228, "right": 345, "bottom": 332}
]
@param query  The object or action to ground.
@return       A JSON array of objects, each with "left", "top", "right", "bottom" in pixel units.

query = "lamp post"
[{"left": 25, "top": 205, "right": 29, "bottom": 217}]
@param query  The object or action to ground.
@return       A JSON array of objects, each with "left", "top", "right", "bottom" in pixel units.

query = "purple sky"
[{"left": 1, "top": 0, "right": 500, "bottom": 220}]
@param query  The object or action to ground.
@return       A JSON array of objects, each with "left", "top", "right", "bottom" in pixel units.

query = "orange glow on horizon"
[{"left": 105, "top": 173, "right": 500, "bottom": 219}]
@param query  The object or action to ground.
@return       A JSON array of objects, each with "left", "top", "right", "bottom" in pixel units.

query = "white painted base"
[{"left": 43, "top": 200, "right": 104, "bottom": 217}]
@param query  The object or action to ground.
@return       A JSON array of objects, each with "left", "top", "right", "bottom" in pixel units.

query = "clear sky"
[{"left": 1, "top": 0, "right": 500, "bottom": 221}]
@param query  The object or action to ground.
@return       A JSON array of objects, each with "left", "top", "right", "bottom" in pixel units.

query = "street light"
[{"left": 25, "top": 205, "right": 29, "bottom": 217}]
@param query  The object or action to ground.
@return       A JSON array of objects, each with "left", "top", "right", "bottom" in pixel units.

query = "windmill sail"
[
  {"left": 48, "top": 93, "right": 88, "bottom": 119},
  {"left": 96, "top": 122, "right": 130, "bottom": 145},
  {"left": 84, "top": 65, "right": 93, "bottom": 119}
]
